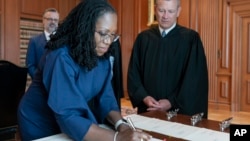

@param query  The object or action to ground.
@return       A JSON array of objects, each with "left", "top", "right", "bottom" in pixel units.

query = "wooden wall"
[
  {"left": 1, "top": 0, "right": 250, "bottom": 113},
  {"left": 0, "top": 0, "right": 79, "bottom": 64}
]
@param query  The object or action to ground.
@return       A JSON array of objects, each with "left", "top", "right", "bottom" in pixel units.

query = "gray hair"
[
  {"left": 154, "top": 0, "right": 181, "bottom": 7},
  {"left": 43, "top": 8, "right": 59, "bottom": 17}
]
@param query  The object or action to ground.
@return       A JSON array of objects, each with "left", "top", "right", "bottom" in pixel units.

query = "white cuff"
[{"left": 114, "top": 119, "right": 126, "bottom": 130}]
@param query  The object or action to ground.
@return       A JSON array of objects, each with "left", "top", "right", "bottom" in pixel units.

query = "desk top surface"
[{"left": 138, "top": 110, "right": 229, "bottom": 141}]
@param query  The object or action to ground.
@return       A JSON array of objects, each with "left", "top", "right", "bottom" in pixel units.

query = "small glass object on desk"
[
  {"left": 219, "top": 117, "right": 233, "bottom": 132},
  {"left": 190, "top": 112, "right": 204, "bottom": 126},
  {"left": 166, "top": 108, "right": 179, "bottom": 120}
]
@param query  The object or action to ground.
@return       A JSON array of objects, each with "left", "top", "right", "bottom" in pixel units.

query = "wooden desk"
[
  {"left": 34, "top": 110, "right": 229, "bottom": 141},
  {"left": 139, "top": 110, "right": 229, "bottom": 141}
]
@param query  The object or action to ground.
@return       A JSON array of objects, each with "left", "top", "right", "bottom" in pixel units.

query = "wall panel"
[
  {"left": 3, "top": 0, "right": 20, "bottom": 63},
  {"left": 21, "top": 0, "right": 59, "bottom": 20},
  {"left": 0, "top": 0, "right": 78, "bottom": 66},
  {"left": 178, "top": 0, "right": 191, "bottom": 27},
  {"left": 198, "top": 0, "right": 230, "bottom": 109},
  {"left": 58, "top": 0, "right": 80, "bottom": 20},
  {"left": 120, "top": 0, "right": 135, "bottom": 97},
  {"left": 0, "top": 0, "right": 3, "bottom": 58}
]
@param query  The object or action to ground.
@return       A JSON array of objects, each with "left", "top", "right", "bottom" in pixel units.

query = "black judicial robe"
[
  {"left": 127, "top": 24, "right": 209, "bottom": 118},
  {"left": 110, "top": 40, "right": 124, "bottom": 109}
]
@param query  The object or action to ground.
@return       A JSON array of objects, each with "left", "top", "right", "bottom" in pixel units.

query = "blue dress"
[{"left": 18, "top": 46, "right": 120, "bottom": 141}]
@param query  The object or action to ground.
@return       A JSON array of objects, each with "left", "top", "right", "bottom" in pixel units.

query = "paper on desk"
[
  {"left": 150, "top": 138, "right": 163, "bottom": 141},
  {"left": 33, "top": 133, "right": 162, "bottom": 141},
  {"left": 184, "top": 128, "right": 229, "bottom": 141},
  {"left": 32, "top": 133, "right": 72, "bottom": 141},
  {"left": 125, "top": 114, "right": 229, "bottom": 141}
]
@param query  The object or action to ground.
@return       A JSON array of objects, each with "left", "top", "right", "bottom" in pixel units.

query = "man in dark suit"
[{"left": 26, "top": 8, "right": 59, "bottom": 79}]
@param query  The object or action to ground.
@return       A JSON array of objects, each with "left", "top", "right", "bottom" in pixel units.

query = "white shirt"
[
  {"left": 44, "top": 30, "right": 51, "bottom": 41},
  {"left": 159, "top": 23, "right": 176, "bottom": 36}
]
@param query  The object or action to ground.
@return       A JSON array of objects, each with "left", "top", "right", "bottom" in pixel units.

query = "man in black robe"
[{"left": 127, "top": 0, "right": 208, "bottom": 118}]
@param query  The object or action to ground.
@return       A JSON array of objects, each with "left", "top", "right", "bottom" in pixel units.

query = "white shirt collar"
[
  {"left": 159, "top": 23, "right": 176, "bottom": 36},
  {"left": 44, "top": 30, "right": 51, "bottom": 41}
]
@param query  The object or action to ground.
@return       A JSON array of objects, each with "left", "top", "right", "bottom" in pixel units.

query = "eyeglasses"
[
  {"left": 44, "top": 17, "right": 59, "bottom": 22},
  {"left": 95, "top": 31, "right": 120, "bottom": 43}
]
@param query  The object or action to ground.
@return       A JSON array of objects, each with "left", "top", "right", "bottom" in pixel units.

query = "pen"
[{"left": 127, "top": 117, "right": 136, "bottom": 131}]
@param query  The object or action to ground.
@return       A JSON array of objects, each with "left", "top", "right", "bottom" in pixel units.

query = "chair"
[{"left": 0, "top": 60, "right": 27, "bottom": 140}]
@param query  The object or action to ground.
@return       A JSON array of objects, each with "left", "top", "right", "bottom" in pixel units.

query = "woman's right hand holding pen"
[
  {"left": 115, "top": 117, "right": 152, "bottom": 141},
  {"left": 116, "top": 128, "right": 152, "bottom": 141}
]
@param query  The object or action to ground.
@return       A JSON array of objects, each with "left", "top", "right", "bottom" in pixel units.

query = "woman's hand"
[
  {"left": 117, "top": 122, "right": 130, "bottom": 132},
  {"left": 116, "top": 128, "right": 152, "bottom": 141}
]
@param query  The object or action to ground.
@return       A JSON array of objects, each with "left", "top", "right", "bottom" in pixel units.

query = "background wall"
[{"left": 0, "top": 0, "right": 79, "bottom": 63}]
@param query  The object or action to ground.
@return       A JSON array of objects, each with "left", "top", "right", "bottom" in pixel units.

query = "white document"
[
  {"left": 34, "top": 114, "right": 229, "bottom": 141},
  {"left": 33, "top": 133, "right": 72, "bottom": 141},
  {"left": 33, "top": 133, "right": 162, "bottom": 141}
]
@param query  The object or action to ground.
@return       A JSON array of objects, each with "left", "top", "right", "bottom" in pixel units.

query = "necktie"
[{"left": 162, "top": 30, "right": 166, "bottom": 37}]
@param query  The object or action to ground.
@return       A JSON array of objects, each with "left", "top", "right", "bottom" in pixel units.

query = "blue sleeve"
[
  {"left": 43, "top": 53, "right": 94, "bottom": 141},
  {"left": 93, "top": 71, "right": 120, "bottom": 123}
]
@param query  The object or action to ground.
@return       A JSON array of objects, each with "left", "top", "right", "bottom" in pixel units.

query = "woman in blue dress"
[{"left": 17, "top": 0, "right": 151, "bottom": 141}]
